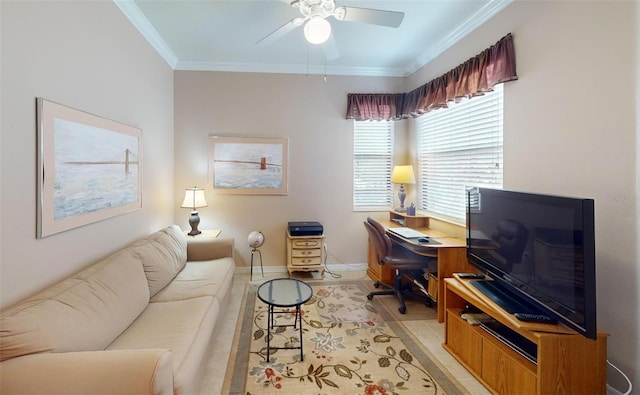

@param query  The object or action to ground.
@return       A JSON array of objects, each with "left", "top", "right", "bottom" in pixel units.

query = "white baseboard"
[
  {"left": 234, "top": 262, "right": 368, "bottom": 274},
  {"left": 234, "top": 266, "right": 285, "bottom": 275},
  {"left": 326, "top": 263, "right": 368, "bottom": 271}
]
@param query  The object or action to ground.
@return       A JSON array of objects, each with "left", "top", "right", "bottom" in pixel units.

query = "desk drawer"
[
  {"left": 291, "top": 256, "right": 322, "bottom": 266},
  {"left": 291, "top": 248, "right": 321, "bottom": 258},
  {"left": 293, "top": 239, "right": 321, "bottom": 248}
]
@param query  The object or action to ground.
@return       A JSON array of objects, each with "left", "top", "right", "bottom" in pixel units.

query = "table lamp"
[
  {"left": 181, "top": 187, "right": 207, "bottom": 236},
  {"left": 391, "top": 165, "right": 415, "bottom": 212}
]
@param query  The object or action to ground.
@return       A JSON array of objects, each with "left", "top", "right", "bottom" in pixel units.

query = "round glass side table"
[{"left": 257, "top": 278, "right": 313, "bottom": 362}]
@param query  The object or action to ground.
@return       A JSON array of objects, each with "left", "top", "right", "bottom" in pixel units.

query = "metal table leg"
[
  {"left": 266, "top": 304, "right": 273, "bottom": 362},
  {"left": 297, "top": 304, "right": 304, "bottom": 361},
  {"left": 265, "top": 303, "right": 306, "bottom": 362},
  {"left": 250, "top": 248, "right": 263, "bottom": 281}
]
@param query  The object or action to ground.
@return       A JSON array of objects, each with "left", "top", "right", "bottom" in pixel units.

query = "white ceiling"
[{"left": 116, "top": 0, "right": 511, "bottom": 77}]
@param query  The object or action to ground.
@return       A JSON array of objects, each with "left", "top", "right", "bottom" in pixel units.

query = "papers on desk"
[{"left": 388, "top": 227, "right": 426, "bottom": 239}]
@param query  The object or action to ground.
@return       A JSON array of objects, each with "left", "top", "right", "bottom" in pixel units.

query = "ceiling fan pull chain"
[
  {"left": 306, "top": 44, "right": 309, "bottom": 76},
  {"left": 324, "top": 60, "right": 327, "bottom": 82}
]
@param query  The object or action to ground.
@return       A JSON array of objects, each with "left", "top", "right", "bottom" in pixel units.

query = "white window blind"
[
  {"left": 353, "top": 120, "right": 394, "bottom": 211},
  {"left": 417, "top": 84, "right": 503, "bottom": 221}
]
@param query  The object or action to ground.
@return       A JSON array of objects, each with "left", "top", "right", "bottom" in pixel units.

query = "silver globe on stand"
[{"left": 248, "top": 231, "right": 265, "bottom": 281}]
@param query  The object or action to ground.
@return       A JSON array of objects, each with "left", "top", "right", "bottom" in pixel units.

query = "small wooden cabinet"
[
  {"left": 389, "top": 210, "right": 429, "bottom": 229},
  {"left": 367, "top": 240, "right": 394, "bottom": 284},
  {"left": 443, "top": 277, "right": 607, "bottom": 395},
  {"left": 286, "top": 231, "right": 325, "bottom": 277}
]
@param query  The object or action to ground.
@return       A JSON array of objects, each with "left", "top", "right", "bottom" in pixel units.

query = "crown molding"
[
  {"left": 115, "top": 0, "right": 512, "bottom": 78},
  {"left": 113, "top": 0, "right": 178, "bottom": 68},
  {"left": 405, "top": 0, "right": 513, "bottom": 75},
  {"left": 175, "top": 60, "right": 407, "bottom": 77}
]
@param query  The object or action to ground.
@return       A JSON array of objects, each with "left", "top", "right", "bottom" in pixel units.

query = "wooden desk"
[{"left": 367, "top": 219, "right": 475, "bottom": 322}]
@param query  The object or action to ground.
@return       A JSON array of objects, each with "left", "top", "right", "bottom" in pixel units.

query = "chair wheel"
[
  {"left": 398, "top": 305, "right": 406, "bottom": 314},
  {"left": 367, "top": 294, "right": 373, "bottom": 300},
  {"left": 374, "top": 282, "right": 381, "bottom": 289}
]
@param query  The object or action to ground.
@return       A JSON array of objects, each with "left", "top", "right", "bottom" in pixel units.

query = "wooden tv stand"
[{"left": 443, "top": 276, "right": 607, "bottom": 394}]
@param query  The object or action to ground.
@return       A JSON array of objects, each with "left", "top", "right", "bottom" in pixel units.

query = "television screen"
[{"left": 466, "top": 187, "right": 597, "bottom": 339}]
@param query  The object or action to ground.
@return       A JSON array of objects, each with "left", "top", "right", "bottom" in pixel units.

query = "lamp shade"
[
  {"left": 391, "top": 165, "right": 416, "bottom": 185},
  {"left": 181, "top": 187, "right": 207, "bottom": 210},
  {"left": 304, "top": 16, "right": 331, "bottom": 44}
]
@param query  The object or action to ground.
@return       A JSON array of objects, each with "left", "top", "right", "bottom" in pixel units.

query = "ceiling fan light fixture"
[{"left": 304, "top": 16, "right": 331, "bottom": 44}]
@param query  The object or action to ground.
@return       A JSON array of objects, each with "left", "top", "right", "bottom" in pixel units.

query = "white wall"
[
  {"left": 0, "top": 1, "right": 175, "bottom": 309},
  {"left": 409, "top": 1, "right": 638, "bottom": 391},
  {"left": 174, "top": 72, "right": 405, "bottom": 269}
]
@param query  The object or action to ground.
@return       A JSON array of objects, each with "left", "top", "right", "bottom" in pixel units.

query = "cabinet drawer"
[
  {"left": 446, "top": 311, "right": 482, "bottom": 372},
  {"left": 482, "top": 339, "right": 536, "bottom": 394},
  {"left": 293, "top": 239, "right": 321, "bottom": 248},
  {"left": 291, "top": 256, "right": 322, "bottom": 266},
  {"left": 291, "top": 248, "right": 321, "bottom": 258}
]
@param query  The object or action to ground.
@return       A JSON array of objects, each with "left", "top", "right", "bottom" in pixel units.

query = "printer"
[{"left": 288, "top": 221, "right": 323, "bottom": 236}]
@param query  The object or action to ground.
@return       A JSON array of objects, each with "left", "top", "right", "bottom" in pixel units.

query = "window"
[
  {"left": 417, "top": 84, "right": 503, "bottom": 221},
  {"left": 353, "top": 120, "right": 394, "bottom": 211}
]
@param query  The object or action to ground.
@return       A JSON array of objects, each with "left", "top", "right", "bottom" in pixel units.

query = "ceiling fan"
[{"left": 256, "top": 0, "right": 404, "bottom": 59}]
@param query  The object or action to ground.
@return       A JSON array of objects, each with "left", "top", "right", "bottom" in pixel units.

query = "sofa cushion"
[
  {"left": 131, "top": 225, "right": 188, "bottom": 297},
  {"left": 107, "top": 296, "right": 220, "bottom": 395},
  {"left": 0, "top": 249, "right": 149, "bottom": 362},
  {"left": 149, "top": 257, "right": 235, "bottom": 303}
]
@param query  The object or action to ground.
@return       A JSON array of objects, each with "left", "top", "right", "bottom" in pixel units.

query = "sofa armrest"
[
  {"left": 0, "top": 349, "right": 174, "bottom": 395},
  {"left": 187, "top": 237, "right": 234, "bottom": 261}
]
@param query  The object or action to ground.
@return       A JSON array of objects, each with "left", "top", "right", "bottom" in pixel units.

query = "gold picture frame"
[{"left": 208, "top": 136, "right": 288, "bottom": 195}]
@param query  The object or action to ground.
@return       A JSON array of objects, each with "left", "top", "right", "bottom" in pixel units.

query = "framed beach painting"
[
  {"left": 209, "top": 136, "right": 288, "bottom": 195},
  {"left": 37, "top": 98, "right": 142, "bottom": 238}
]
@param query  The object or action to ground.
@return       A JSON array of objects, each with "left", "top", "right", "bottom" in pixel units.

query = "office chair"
[{"left": 364, "top": 217, "right": 436, "bottom": 314}]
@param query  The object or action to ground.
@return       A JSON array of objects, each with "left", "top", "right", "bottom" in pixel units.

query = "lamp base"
[
  {"left": 188, "top": 211, "right": 201, "bottom": 236},
  {"left": 395, "top": 184, "right": 407, "bottom": 213}
]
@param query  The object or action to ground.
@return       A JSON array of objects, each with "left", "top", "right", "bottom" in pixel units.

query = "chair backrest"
[
  {"left": 364, "top": 220, "right": 388, "bottom": 265},
  {"left": 365, "top": 216, "right": 398, "bottom": 264},
  {"left": 367, "top": 217, "right": 393, "bottom": 252}
]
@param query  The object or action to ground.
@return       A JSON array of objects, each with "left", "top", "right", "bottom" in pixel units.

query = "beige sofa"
[{"left": 0, "top": 225, "right": 235, "bottom": 395}]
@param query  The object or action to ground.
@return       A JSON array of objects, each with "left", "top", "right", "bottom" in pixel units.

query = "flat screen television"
[{"left": 466, "top": 187, "right": 597, "bottom": 340}]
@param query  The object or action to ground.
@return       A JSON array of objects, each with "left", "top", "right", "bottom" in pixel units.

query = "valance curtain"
[
  {"left": 346, "top": 33, "right": 517, "bottom": 121},
  {"left": 344, "top": 93, "right": 405, "bottom": 121}
]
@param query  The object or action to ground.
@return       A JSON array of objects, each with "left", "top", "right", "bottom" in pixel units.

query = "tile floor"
[{"left": 199, "top": 269, "right": 491, "bottom": 395}]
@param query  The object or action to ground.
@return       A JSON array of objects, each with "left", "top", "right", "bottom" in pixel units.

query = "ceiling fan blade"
[
  {"left": 339, "top": 7, "right": 404, "bottom": 28},
  {"left": 322, "top": 34, "right": 340, "bottom": 61},
  {"left": 256, "top": 19, "right": 301, "bottom": 47}
]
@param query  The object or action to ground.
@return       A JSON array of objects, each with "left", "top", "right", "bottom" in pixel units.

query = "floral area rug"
[{"left": 222, "top": 280, "right": 468, "bottom": 395}]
